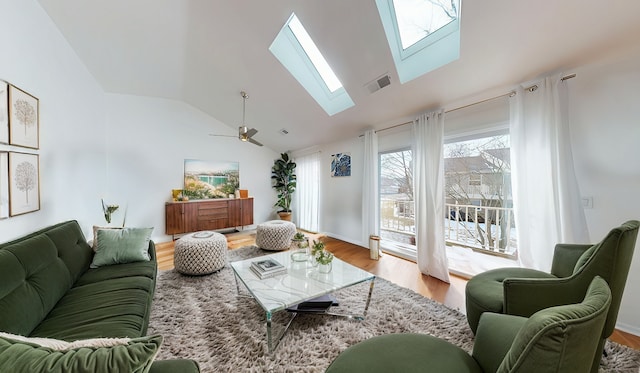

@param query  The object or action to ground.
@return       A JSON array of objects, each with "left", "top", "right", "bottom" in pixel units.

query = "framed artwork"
[
  {"left": 0, "top": 152, "right": 8, "bottom": 218},
  {"left": 9, "top": 152, "right": 40, "bottom": 216},
  {"left": 183, "top": 159, "right": 239, "bottom": 199},
  {"left": 9, "top": 84, "right": 39, "bottom": 149},
  {"left": 331, "top": 152, "right": 351, "bottom": 177},
  {"left": 0, "top": 80, "right": 8, "bottom": 144}
]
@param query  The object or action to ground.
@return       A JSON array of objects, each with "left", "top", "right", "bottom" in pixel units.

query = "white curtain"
[
  {"left": 294, "top": 152, "right": 320, "bottom": 232},
  {"left": 362, "top": 130, "right": 379, "bottom": 245},
  {"left": 412, "top": 110, "right": 450, "bottom": 283},
  {"left": 510, "top": 73, "right": 589, "bottom": 271}
]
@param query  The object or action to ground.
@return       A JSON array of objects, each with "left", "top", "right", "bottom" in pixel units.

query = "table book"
[{"left": 250, "top": 258, "right": 287, "bottom": 279}]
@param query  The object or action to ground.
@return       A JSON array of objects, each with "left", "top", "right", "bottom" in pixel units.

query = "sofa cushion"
[
  {"left": 0, "top": 333, "right": 162, "bottom": 373},
  {"left": 42, "top": 221, "right": 94, "bottom": 283},
  {"left": 91, "top": 227, "right": 153, "bottom": 268},
  {"left": 30, "top": 276, "right": 155, "bottom": 340},
  {"left": 0, "top": 235, "right": 74, "bottom": 336},
  {"left": 74, "top": 257, "right": 157, "bottom": 287}
]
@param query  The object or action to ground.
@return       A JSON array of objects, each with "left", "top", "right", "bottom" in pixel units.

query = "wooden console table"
[{"left": 165, "top": 198, "right": 253, "bottom": 238}]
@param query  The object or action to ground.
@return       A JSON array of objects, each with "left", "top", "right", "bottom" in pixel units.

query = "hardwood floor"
[{"left": 155, "top": 230, "right": 640, "bottom": 350}]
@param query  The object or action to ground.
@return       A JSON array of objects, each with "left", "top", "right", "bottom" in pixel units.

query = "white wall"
[
  {"left": 317, "top": 138, "right": 365, "bottom": 246},
  {"left": 0, "top": 1, "right": 280, "bottom": 244},
  {"left": 0, "top": 0, "right": 107, "bottom": 241},
  {"left": 104, "top": 94, "right": 279, "bottom": 243},
  {"left": 569, "top": 44, "right": 640, "bottom": 335},
  {"left": 316, "top": 45, "right": 640, "bottom": 334}
]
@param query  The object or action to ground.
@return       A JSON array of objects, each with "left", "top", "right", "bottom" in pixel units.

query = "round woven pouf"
[
  {"left": 255, "top": 220, "right": 297, "bottom": 251},
  {"left": 174, "top": 231, "right": 228, "bottom": 275}
]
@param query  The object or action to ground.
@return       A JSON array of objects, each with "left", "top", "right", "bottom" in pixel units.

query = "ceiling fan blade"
[
  {"left": 209, "top": 134, "right": 236, "bottom": 138},
  {"left": 245, "top": 128, "right": 258, "bottom": 137},
  {"left": 248, "top": 137, "right": 263, "bottom": 146}
]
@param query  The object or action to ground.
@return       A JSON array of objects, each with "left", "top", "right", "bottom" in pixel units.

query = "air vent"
[
  {"left": 366, "top": 73, "right": 392, "bottom": 94},
  {"left": 279, "top": 128, "right": 289, "bottom": 135}
]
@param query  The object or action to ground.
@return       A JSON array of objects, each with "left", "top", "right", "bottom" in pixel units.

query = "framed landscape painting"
[
  {"left": 9, "top": 152, "right": 40, "bottom": 216},
  {"left": 0, "top": 81, "right": 8, "bottom": 144},
  {"left": 0, "top": 152, "right": 8, "bottom": 218},
  {"left": 9, "top": 84, "right": 39, "bottom": 149},
  {"left": 183, "top": 159, "right": 239, "bottom": 200}
]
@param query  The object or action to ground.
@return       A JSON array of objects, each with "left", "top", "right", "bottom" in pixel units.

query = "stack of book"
[{"left": 250, "top": 258, "right": 287, "bottom": 279}]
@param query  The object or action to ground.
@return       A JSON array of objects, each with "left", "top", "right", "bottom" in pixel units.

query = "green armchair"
[
  {"left": 325, "top": 276, "right": 611, "bottom": 373},
  {"left": 465, "top": 220, "right": 638, "bottom": 372}
]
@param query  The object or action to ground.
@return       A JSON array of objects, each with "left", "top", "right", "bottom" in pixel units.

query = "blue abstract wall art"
[{"left": 331, "top": 152, "right": 351, "bottom": 177}]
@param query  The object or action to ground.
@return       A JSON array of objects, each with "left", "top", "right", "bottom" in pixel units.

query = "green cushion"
[
  {"left": 42, "top": 221, "right": 94, "bottom": 283},
  {"left": 31, "top": 276, "right": 155, "bottom": 340},
  {"left": 75, "top": 257, "right": 157, "bottom": 287},
  {"left": 0, "top": 235, "right": 74, "bottom": 336},
  {"left": 325, "top": 334, "right": 482, "bottom": 373},
  {"left": 0, "top": 334, "right": 162, "bottom": 373},
  {"left": 465, "top": 267, "right": 553, "bottom": 334},
  {"left": 91, "top": 228, "right": 153, "bottom": 268}
]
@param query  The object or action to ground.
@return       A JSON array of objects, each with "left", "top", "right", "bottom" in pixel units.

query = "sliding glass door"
[{"left": 379, "top": 149, "right": 416, "bottom": 259}]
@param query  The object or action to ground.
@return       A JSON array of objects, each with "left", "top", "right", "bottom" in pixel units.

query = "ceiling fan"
[{"left": 210, "top": 91, "right": 263, "bottom": 146}]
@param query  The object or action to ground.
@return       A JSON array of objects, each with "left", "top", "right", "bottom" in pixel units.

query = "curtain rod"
[{"left": 362, "top": 73, "right": 576, "bottom": 137}]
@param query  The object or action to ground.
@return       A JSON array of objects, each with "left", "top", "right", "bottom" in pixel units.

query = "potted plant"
[
  {"left": 290, "top": 232, "right": 310, "bottom": 261},
  {"left": 271, "top": 152, "right": 296, "bottom": 221},
  {"left": 311, "top": 240, "right": 334, "bottom": 273}
]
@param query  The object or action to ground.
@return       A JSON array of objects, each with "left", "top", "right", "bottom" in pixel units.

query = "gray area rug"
[{"left": 148, "top": 246, "right": 640, "bottom": 372}]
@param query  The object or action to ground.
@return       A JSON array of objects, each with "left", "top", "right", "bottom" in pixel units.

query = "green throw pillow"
[
  {"left": 0, "top": 333, "right": 162, "bottom": 373},
  {"left": 91, "top": 227, "right": 153, "bottom": 268}
]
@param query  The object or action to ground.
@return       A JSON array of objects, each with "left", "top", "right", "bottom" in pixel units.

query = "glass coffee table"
[{"left": 231, "top": 251, "right": 376, "bottom": 353}]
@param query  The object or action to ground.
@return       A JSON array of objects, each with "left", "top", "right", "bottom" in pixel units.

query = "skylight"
[
  {"left": 288, "top": 15, "right": 343, "bottom": 93},
  {"left": 392, "top": 0, "right": 458, "bottom": 50},
  {"left": 376, "top": 0, "right": 461, "bottom": 84},
  {"left": 270, "top": 13, "right": 354, "bottom": 116}
]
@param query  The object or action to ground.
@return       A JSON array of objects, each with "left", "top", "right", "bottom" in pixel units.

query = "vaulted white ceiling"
[{"left": 37, "top": 0, "right": 640, "bottom": 152}]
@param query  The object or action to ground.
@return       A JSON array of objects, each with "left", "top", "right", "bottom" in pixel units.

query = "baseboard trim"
[
  {"left": 615, "top": 321, "right": 640, "bottom": 337},
  {"left": 324, "top": 232, "right": 367, "bottom": 249}
]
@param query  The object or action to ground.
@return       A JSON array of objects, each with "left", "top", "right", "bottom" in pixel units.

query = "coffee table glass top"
[{"left": 230, "top": 251, "right": 375, "bottom": 314}]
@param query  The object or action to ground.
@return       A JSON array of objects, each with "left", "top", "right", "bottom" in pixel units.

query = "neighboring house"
[{"left": 445, "top": 147, "right": 512, "bottom": 210}]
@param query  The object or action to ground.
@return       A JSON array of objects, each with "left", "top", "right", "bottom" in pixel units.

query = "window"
[
  {"left": 270, "top": 13, "right": 354, "bottom": 115},
  {"left": 379, "top": 149, "right": 416, "bottom": 259},
  {"left": 392, "top": 0, "right": 459, "bottom": 50},
  {"left": 287, "top": 15, "right": 342, "bottom": 93},
  {"left": 444, "top": 134, "right": 516, "bottom": 256},
  {"left": 376, "top": 0, "right": 461, "bottom": 83}
]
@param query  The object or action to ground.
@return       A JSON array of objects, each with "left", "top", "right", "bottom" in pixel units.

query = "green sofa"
[{"left": 0, "top": 220, "right": 199, "bottom": 372}]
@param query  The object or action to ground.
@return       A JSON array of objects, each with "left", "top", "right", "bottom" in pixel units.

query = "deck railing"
[{"left": 380, "top": 199, "right": 517, "bottom": 257}]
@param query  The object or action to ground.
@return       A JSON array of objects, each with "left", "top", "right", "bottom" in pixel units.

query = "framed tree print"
[
  {"left": 0, "top": 80, "right": 8, "bottom": 144},
  {"left": 0, "top": 152, "right": 8, "bottom": 219},
  {"left": 9, "top": 152, "right": 40, "bottom": 216},
  {"left": 9, "top": 84, "right": 39, "bottom": 149}
]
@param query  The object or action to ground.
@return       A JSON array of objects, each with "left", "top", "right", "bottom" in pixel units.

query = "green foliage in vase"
[{"left": 311, "top": 240, "right": 333, "bottom": 265}]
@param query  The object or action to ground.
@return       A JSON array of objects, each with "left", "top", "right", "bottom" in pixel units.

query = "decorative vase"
[
  {"left": 318, "top": 262, "right": 332, "bottom": 274},
  {"left": 290, "top": 237, "right": 310, "bottom": 262}
]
